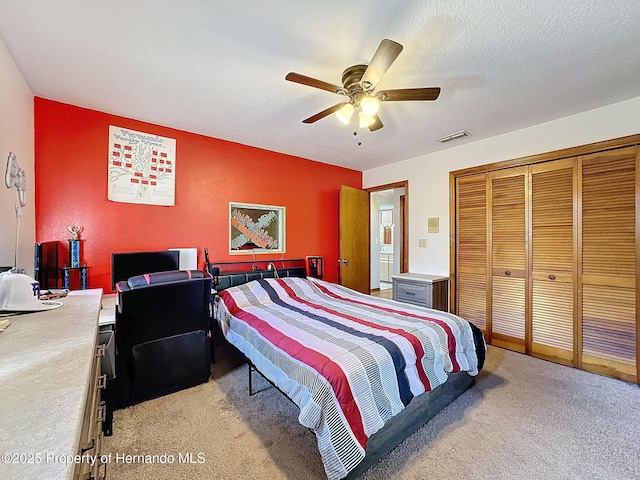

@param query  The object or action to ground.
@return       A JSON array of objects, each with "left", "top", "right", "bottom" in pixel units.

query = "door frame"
[{"left": 367, "top": 180, "right": 409, "bottom": 278}]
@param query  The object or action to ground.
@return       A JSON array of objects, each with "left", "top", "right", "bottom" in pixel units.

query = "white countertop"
[
  {"left": 99, "top": 293, "right": 117, "bottom": 327},
  {"left": 0, "top": 289, "right": 102, "bottom": 480}
]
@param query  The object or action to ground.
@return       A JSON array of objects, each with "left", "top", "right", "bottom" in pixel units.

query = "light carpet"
[{"left": 102, "top": 341, "right": 640, "bottom": 480}]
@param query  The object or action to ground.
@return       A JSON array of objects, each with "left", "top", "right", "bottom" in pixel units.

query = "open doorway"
[{"left": 368, "top": 181, "right": 408, "bottom": 296}]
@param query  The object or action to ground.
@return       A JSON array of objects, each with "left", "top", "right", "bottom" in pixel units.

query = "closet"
[
  {"left": 530, "top": 159, "right": 576, "bottom": 365},
  {"left": 452, "top": 136, "right": 639, "bottom": 384},
  {"left": 455, "top": 174, "right": 488, "bottom": 332},
  {"left": 490, "top": 166, "right": 528, "bottom": 353},
  {"left": 580, "top": 148, "right": 637, "bottom": 380}
]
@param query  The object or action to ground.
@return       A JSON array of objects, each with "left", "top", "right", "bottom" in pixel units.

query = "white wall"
[
  {"left": 363, "top": 96, "right": 640, "bottom": 277},
  {"left": 0, "top": 36, "right": 35, "bottom": 273}
]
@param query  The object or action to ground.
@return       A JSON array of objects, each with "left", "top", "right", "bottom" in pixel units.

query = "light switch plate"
[
  {"left": 428, "top": 217, "right": 439, "bottom": 233},
  {"left": 418, "top": 238, "right": 427, "bottom": 247}
]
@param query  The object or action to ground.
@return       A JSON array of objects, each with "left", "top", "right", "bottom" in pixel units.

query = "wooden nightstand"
[{"left": 392, "top": 273, "right": 449, "bottom": 311}]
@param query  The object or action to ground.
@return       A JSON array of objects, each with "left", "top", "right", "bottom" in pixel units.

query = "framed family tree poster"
[{"left": 108, "top": 126, "right": 176, "bottom": 206}]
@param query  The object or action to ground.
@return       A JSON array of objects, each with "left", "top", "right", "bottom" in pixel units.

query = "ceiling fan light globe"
[
  {"left": 360, "top": 95, "right": 380, "bottom": 116},
  {"left": 335, "top": 103, "right": 354, "bottom": 124},
  {"left": 358, "top": 112, "right": 375, "bottom": 128}
]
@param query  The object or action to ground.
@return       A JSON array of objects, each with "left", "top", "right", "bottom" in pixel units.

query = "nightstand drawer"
[
  {"left": 392, "top": 273, "right": 449, "bottom": 311},
  {"left": 395, "top": 282, "right": 430, "bottom": 305}
]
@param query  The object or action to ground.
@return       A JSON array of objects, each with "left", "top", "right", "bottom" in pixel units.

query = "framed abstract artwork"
[{"left": 229, "top": 203, "right": 286, "bottom": 255}]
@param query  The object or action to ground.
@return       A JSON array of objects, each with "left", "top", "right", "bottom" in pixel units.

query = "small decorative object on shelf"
[
  {"left": 62, "top": 226, "right": 90, "bottom": 289},
  {"left": 67, "top": 226, "right": 83, "bottom": 268},
  {"left": 67, "top": 225, "right": 82, "bottom": 240}
]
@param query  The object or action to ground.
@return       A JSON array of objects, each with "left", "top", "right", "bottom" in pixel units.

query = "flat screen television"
[{"left": 111, "top": 250, "right": 180, "bottom": 290}]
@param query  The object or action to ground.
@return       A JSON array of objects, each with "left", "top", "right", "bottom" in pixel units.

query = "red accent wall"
[{"left": 34, "top": 98, "right": 361, "bottom": 291}]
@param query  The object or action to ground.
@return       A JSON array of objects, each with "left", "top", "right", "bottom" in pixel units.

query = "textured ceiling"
[{"left": 1, "top": 1, "right": 640, "bottom": 171}]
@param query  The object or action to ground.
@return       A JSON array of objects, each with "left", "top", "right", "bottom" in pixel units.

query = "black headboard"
[{"left": 208, "top": 258, "right": 307, "bottom": 291}]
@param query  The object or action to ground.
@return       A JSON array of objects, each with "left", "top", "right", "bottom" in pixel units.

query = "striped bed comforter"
[{"left": 215, "top": 277, "right": 481, "bottom": 480}]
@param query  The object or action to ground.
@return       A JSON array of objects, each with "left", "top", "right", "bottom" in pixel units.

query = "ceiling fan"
[{"left": 285, "top": 39, "right": 441, "bottom": 132}]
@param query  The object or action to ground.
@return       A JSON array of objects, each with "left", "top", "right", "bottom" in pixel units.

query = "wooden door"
[
  {"left": 579, "top": 146, "right": 638, "bottom": 383},
  {"left": 490, "top": 167, "right": 528, "bottom": 353},
  {"left": 339, "top": 185, "right": 370, "bottom": 293},
  {"left": 530, "top": 158, "right": 576, "bottom": 365},
  {"left": 455, "top": 174, "right": 488, "bottom": 333}
]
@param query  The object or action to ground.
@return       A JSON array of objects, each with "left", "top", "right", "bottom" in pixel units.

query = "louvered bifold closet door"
[
  {"left": 490, "top": 167, "right": 528, "bottom": 352},
  {"left": 580, "top": 146, "right": 638, "bottom": 383},
  {"left": 456, "top": 174, "right": 488, "bottom": 333},
  {"left": 530, "top": 159, "right": 576, "bottom": 365}
]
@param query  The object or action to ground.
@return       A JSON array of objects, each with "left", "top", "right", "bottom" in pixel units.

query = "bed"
[{"left": 213, "top": 274, "right": 485, "bottom": 480}]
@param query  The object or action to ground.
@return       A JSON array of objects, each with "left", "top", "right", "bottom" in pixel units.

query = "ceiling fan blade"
[
  {"left": 368, "top": 115, "right": 383, "bottom": 131},
  {"left": 285, "top": 72, "right": 343, "bottom": 94},
  {"left": 378, "top": 87, "right": 441, "bottom": 101},
  {"left": 360, "top": 39, "right": 403, "bottom": 90},
  {"left": 302, "top": 102, "right": 348, "bottom": 124}
]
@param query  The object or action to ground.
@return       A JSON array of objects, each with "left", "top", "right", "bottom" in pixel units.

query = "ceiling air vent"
[{"left": 436, "top": 130, "right": 470, "bottom": 143}]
